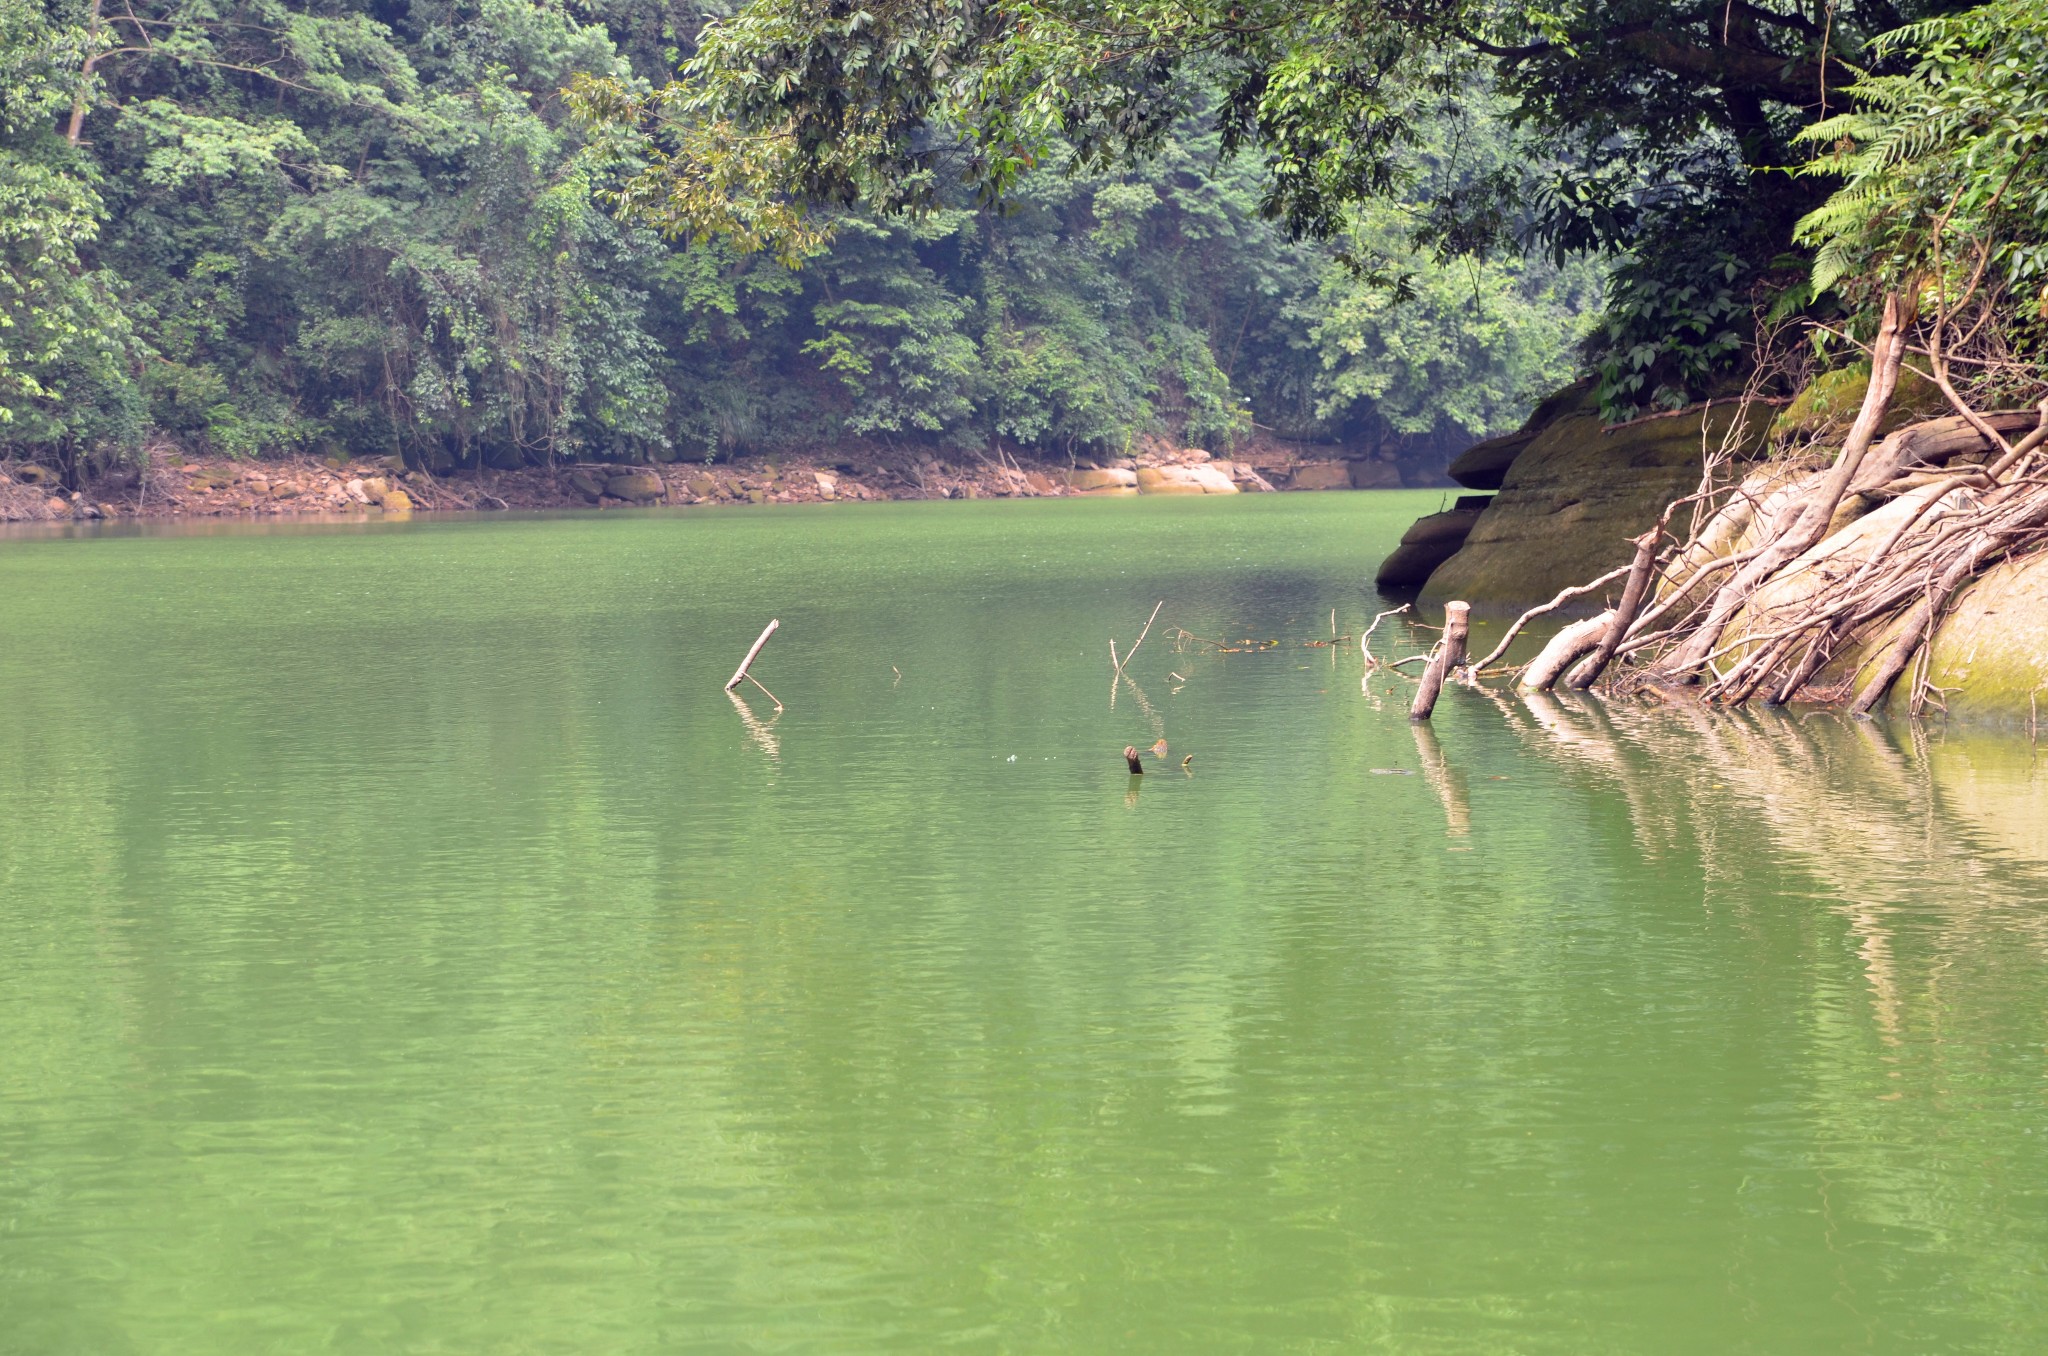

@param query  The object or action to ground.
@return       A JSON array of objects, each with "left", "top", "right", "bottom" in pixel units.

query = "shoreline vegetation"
[
  {"left": 0, "top": 0, "right": 1588, "bottom": 500},
  {"left": 10, "top": 0, "right": 2048, "bottom": 720},
  {"left": 0, "top": 437, "right": 1423, "bottom": 524},
  {"left": 1385, "top": 0, "right": 2048, "bottom": 719}
]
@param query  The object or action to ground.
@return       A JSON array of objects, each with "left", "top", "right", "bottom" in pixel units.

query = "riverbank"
[
  {"left": 1382, "top": 379, "right": 2048, "bottom": 722},
  {"left": 0, "top": 436, "right": 1431, "bottom": 523}
]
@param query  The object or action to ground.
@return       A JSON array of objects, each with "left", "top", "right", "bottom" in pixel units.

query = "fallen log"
[{"left": 1568, "top": 530, "right": 1659, "bottom": 689}]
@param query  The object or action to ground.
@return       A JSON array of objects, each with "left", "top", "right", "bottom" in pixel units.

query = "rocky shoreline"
[
  {"left": 1378, "top": 381, "right": 2048, "bottom": 723},
  {"left": 0, "top": 437, "right": 1421, "bottom": 524}
]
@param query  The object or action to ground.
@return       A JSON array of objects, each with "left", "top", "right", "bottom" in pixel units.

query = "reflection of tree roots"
[
  {"left": 1491, "top": 686, "right": 2048, "bottom": 1044},
  {"left": 726, "top": 689, "right": 781, "bottom": 764}
]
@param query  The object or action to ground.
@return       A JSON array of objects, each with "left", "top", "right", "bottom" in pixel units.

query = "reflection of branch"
[
  {"left": 1113, "top": 600, "right": 1164, "bottom": 679},
  {"left": 1410, "top": 722, "right": 1470, "bottom": 839},
  {"left": 726, "top": 689, "right": 780, "bottom": 764},
  {"left": 1117, "top": 671, "right": 1167, "bottom": 742}
]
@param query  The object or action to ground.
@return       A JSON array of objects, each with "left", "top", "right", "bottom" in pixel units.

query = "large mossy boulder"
[
  {"left": 1771, "top": 362, "right": 1946, "bottom": 444},
  {"left": 1445, "top": 431, "right": 1536, "bottom": 490},
  {"left": 1419, "top": 400, "right": 1775, "bottom": 610},
  {"left": 1897, "top": 555, "right": 2048, "bottom": 722},
  {"left": 1774, "top": 550, "right": 2048, "bottom": 723},
  {"left": 1376, "top": 508, "right": 1487, "bottom": 589},
  {"left": 1288, "top": 462, "right": 1353, "bottom": 491},
  {"left": 605, "top": 470, "right": 665, "bottom": 502},
  {"left": 1136, "top": 464, "right": 1238, "bottom": 494},
  {"left": 1443, "top": 377, "right": 1601, "bottom": 493},
  {"left": 1069, "top": 467, "right": 1138, "bottom": 491}
]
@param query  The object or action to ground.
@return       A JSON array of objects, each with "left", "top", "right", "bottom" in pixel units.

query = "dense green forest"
[
  {"left": 9, "top": 0, "right": 2044, "bottom": 490},
  {"left": 572, "top": 0, "right": 2048, "bottom": 432},
  {"left": 0, "top": 0, "right": 1594, "bottom": 478},
  {"left": 554, "top": 0, "right": 2048, "bottom": 713}
]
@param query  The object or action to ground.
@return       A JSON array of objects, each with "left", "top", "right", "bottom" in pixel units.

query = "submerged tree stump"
[{"left": 1410, "top": 601, "right": 1471, "bottom": 720}]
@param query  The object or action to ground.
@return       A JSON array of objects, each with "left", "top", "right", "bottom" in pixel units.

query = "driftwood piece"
[
  {"left": 1114, "top": 601, "right": 1165, "bottom": 678},
  {"left": 1847, "top": 410, "right": 2041, "bottom": 496},
  {"left": 1520, "top": 613, "right": 1612, "bottom": 691},
  {"left": 725, "top": 619, "right": 780, "bottom": 691},
  {"left": 1466, "top": 567, "right": 1630, "bottom": 672},
  {"left": 1359, "top": 604, "right": 1411, "bottom": 666},
  {"left": 1410, "top": 601, "right": 1470, "bottom": 720}
]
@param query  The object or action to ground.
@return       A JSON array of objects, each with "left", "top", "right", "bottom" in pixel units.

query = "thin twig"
[
  {"left": 1114, "top": 600, "right": 1165, "bottom": 678},
  {"left": 1359, "top": 604, "right": 1411, "bottom": 666},
  {"left": 1467, "top": 567, "right": 1631, "bottom": 672}
]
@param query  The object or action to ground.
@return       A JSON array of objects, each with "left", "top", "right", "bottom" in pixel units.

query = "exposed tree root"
[{"left": 1488, "top": 289, "right": 2048, "bottom": 717}]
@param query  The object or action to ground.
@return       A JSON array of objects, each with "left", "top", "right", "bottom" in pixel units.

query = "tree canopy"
[
  {"left": 9, "top": 0, "right": 2032, "bottom": 479},
  {"left": 568, "top": 0, "right": 1972, "bottom": 415},
  {"left": 0, "top": 0, "right": 1595, "bottom": 476}
]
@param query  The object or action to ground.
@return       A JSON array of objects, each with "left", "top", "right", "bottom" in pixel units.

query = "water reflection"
[
  {"left": 1410, "top": 721, "right": 1470, "bottom": 839},
  {"left": 1489, "top": 686, "right": 2048, "bottom": 1039},
  {"left": 7, "top": 498, "right": 2048, "bottom": 1352},
  {"left": 726, "top": 688, "right": 781, "bottom": 765}
]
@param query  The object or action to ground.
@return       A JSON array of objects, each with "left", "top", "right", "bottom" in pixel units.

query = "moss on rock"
[
  {"left": 1772, "top": 363, "right": 1946, "bottom": 443},
  {"left": 1419, "top": 401, "right": 1775, "bottom": 610},
  {"left": 1917, "top": 555, "right": 2048, "bottom": 723},
  {"left": 605, "top": 471, "right": 665, "bottom": 502}
]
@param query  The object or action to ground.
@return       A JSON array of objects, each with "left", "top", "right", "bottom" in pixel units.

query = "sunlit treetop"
[{"left": 566, "top": 0, "right": 1932, "bottom": 267}]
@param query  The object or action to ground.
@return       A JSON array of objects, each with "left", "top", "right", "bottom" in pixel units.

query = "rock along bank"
[{"left": 1380, "top": 380, "right": 2048, "bottom": 723}]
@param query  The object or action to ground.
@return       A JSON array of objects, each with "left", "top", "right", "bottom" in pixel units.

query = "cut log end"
[{"left": 1410, "top": 601, "right": 1472, "bottom": 721}]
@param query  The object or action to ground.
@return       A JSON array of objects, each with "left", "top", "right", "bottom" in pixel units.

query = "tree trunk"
[
  {"left": 1520, "top": 613, "right": 1612, "bottom": 692},
  {"left": 66, "top": 0, "right": 105, "bottom": 147},
  {"left": 1410, "top": 602, "right": 1471, "bottom": 721},
  {"left": 1567, "top": 529, "right": 1658, "bottom": 689},
  {"left": 1659, "top": 291, "right": 1912, "bottom": 678}
]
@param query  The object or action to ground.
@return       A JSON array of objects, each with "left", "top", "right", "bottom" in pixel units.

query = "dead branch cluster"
[{"left": 1497, "top": 285, "right": 2048, "bottom": 716}]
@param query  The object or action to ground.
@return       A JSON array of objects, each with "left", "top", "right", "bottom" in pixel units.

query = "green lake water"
[{"left": 3, "top": 492, "right": 2048, "bottom": 1353}]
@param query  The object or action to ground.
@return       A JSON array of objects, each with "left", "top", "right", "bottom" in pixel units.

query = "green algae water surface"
[{"left": 4, "top": 493, "right": 2048, "bottom": 1354}]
